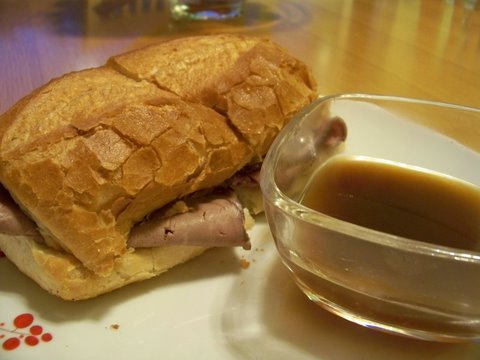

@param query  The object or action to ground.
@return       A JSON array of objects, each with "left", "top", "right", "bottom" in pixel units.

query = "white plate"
[{"left": 1, "top": 216, "right": 480, "bottom": 359}]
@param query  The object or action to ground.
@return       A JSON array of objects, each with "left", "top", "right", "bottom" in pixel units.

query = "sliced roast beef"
[
  {"left": 0, "top": 184, "right": 251, "bottom": 250},
  {"left": 128, "top": 189, "right": 251, "bottom": 249},
  {"left": 0, "top": 185, "right": 39, "bottom": 237},
  {"left": 229, "top": 169, "right": 261, "bottom": 188}
]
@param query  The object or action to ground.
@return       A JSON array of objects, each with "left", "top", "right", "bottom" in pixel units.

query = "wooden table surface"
[{"left": 1, "top": 0, "right": 479, "bottom": 115}]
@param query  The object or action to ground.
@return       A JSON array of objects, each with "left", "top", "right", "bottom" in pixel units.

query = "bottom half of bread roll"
[{"left": 0, "top": 233, "right": 208, "bottom": 301}]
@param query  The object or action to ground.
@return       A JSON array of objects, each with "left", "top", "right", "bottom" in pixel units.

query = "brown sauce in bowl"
[{"left": 301, "top": 156, "right": 480, "bottom": 251}]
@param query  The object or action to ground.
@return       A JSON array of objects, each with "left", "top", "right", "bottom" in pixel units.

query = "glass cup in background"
[{"left": 169, "top": 0, "right": 245, "bottom": 20}]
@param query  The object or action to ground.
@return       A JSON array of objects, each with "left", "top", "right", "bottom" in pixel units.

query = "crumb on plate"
[{"left": 240, "top": 258, "right": 250, "bottom": 269}]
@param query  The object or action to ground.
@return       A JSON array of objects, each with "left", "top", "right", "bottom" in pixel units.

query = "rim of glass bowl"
[{"left": 260, "top": 93, "right": 480, "bottom": 263}]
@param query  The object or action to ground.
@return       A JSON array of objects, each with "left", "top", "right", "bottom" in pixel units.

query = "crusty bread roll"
[{"left": 0, "top": 34, "right": 316, "bottom": 300}]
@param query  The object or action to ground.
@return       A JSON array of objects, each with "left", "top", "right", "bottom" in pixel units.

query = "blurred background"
[{"left": 1, "top": 0, "right": 479, "bottom": 113}]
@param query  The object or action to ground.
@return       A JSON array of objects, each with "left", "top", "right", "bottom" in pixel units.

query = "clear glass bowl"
[{"left": 260, "top": 94, "right": 480, "bottom": 342}]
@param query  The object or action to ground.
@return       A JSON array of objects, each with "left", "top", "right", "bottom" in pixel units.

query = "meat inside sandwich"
[{"left": 0, "top": 34, "right": 317, "bottom": 300}]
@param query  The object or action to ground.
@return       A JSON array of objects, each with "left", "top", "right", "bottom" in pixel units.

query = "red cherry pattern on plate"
[{"left": 1, "top": 313, "right": 53, "bottom": 351}]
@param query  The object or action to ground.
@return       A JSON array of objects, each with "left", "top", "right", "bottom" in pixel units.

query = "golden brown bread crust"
[
  {"left": 0, "top": 34, "right": 316, "bottom": 298},
  {"left": 110, "top": 34, "right": 317, "bottom": 156}
]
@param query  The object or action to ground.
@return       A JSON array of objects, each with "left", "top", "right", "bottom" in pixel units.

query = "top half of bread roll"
[{"left": 0, "top": 34, "right": 317, "bottom": 276}]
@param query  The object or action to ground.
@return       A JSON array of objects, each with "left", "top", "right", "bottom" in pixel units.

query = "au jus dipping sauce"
[{"left": 301, "top": 156, "right": 480, "bottom": 251}]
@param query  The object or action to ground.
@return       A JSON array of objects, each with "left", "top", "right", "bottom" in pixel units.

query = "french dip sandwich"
[{"left": 0, "top": 34, "right": 317, "bottom": 300}]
